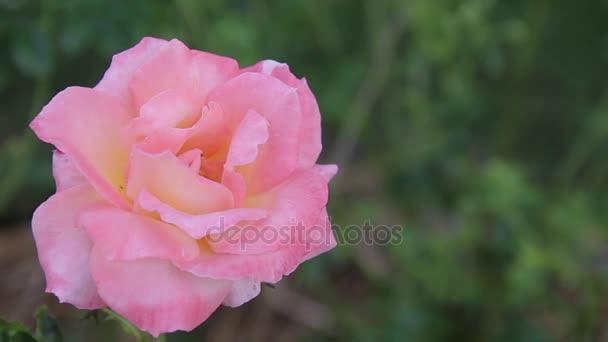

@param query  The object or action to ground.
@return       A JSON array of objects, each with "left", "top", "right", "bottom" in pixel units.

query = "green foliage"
[
  {"left": 0, "top": 319, "right": 36, "bottom": 342},
  {"left": 101, "top": 309, "right": 165, "bottom": 342},
  {"left": 33, "top": 307, "right": 61, "bottom": 342},
  {"left": 0, "top": 306, "right": 61, "bottom": 342},
  {"left": 1, "top": 0, "right": 608, "bottom": 341}
]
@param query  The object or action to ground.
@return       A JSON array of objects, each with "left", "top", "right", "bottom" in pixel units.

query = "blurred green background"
[{"left": 2, "top": 0, "right": 608, "bottom": 341}]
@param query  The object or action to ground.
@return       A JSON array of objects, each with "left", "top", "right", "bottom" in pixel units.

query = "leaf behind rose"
[
  {"left": 0, "top": 317, "right": 36, "bottom": 342},
  {"left": 33, "top": 306, "right": 62, "bottom": 342},
  {"left": 101, "top": 309, "right": 165, "bottom": 342}
]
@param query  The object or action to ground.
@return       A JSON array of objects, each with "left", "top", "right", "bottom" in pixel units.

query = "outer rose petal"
[
  {"left": 31, "top": 87, "right": 132, "bottom": 209},
  {"left": 174, "top": 242, "right": 305, "bottom": 284},
  {"left": 137, "top": 191, "right": 267, "bottom": 239},
  {"left": 31, "top": 184, "right": 105, "bottom": 309},
  {"left": 129, "top": 39, "right": 239, "bottom": 111},
  {"left": 190, "top": 50, "right": 239, "bottom": 102},
  {"left": 208, "top": 168, "right": 329, "bottom": 255},
  {"left": 95, "top": 37, "right": 169, "bottom": 110},
  {"left": 89, "top": 248, "right": 230, "bottom": 337},
  {"left": 80, "top": 205, "right": 199, "bottom": 262},
  {"left": 223, "top": 278, "right": 261, "bottom": 307},
  {"left": 126, "top": 149, "right": 234, "bottom": 214},
  {"left": 207, "top": 72, "right": 302, "bottom": 194},
  {"left": 52, "top": 150, "right": 86, "bottom": 191},
  {"left": 312, "top": 164, "right": 339, "bottom": 183},
  {"left": 129, "top": 39, "right": 192, "bottom": 110},
  {"left": 302, "top": 208, "right": 338, "bottom": 262},
  {"left": 176, "top": 207, "right": 336, "bottom": 284},
  {"left": 244, "top": 60, "right": 322, "bottom": 167}
]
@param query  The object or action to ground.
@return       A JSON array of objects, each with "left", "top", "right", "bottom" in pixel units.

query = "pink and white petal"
[
  {"left": 241, "top": 59, "right": 283, "bottom": 75},
  {"left": 207, "top": 72, "right": 302, "bottom": 194},
  {"left": 312, "top": 164, "right": 339, "bottom": 183},
  {"left": 301, "top": 208, "right": 338, "bottom": 262},
  {"left": 126, "top": 149, "right": 233, "bottom": 214},
  {"left": 89, "top": 249, "right": 230, "bottom": 337},
  {"left": 174, "top": 243, "right": 305, "bottom": 284},
  {"left": 223, "top": 278, "right": 261, "bottom": 307},
  {"left": 128, "top": 88, "right": 201, "bottom": 138},
  {"left": 182, "top": 102, "right": 230, "bottom": 156},
  {"left": 271, "top": 69, "right": 322, "bottom": 168},
  {"left": 201, "top": 158, "right": 224, "bottom": 181},
  {"left": 221, "top": 110, "right": 269, "bottom": 205},
  {"left": 244, "top": 60, "right": 322, "bottom": 167},
  {"left": 208, "top": 168, "right": 329, "bottom": 255},
  {"left": 293, "top": 77, "right": 323, "bottom": 167},
  {"left": 128, "top": 39, "right": 194, "bottom": 110},
  {"left": 31, "top": 184, "right": 106, "bottom": 309},
  {"left": 178, "top": 149, "right": 202, "bottom": 172},
  {"left": 224, "top": 110, "right": 269, "bottom": 168},
  {"left": 95, "top": 37, "right": 170, "bottom": 110},
  {"left": 52, "top": 150, "right": 86, "bottom": 191},
  {"left": 80, "top": 204, "right": 199, "bottom": 262},
  {"left": 137, "top": 191, "right": 267, "bottom": 239},
  {"left": 190, "top": 50, "right": 239, "bottom": 101},
  {"left": 30, "top": 87, "right": 132, "bottom": 209},
  {"left": 135, "top": 127, "right": 191, "bottom": 154},
  {"left": 177, "top": 211, "right": 336, "bottom": 284},
  {"left": 221, "top": 169, "right": 247, "bottom": 208}
]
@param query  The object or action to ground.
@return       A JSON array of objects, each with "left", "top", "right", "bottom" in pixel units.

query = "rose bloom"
[{"left": 29, "top": 37, "right": 337, "bottom": 336}]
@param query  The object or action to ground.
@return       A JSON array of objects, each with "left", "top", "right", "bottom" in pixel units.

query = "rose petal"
[
  {"left": 182, "top": 101, "right": 231, "bottom": 156},
  {"left": 178, "top": 149, "right": 202, "bottom": 172},
  {"left": 190, "top": 50, "right": 239, "bottom": 102},
  {"left": 223, "top": 278, "right": 261, "bottom": 307},
  {"left": 207, "top": 72, "right": 302, "bottom": 194},
  {"left": 301, "top": 208, "right": 338, "bottom": 262},
  {"left": 52, "top": 150, "right": 86, "bottom": 191},
  {"left": 128, "top": 39, "right": 192, "bottom": 110},
  {"left": 175, "top": 205, "right": 336, "bottom": 284},
  {"left": 221, "top": 110, "right": 269, "bottom": 205},
  {"left": 31, "top": 184, "right": 105, "bottom": 309},
  {"left": 89, "top": 249, "right": 230, "bottom": 337},
  {"left": 80, "top": 205, "right": 199, "bottom": 262},
  {"left": 137, "top": 191, "right": 267, "bottom": 239},
  {"left": 126, "top": 149, "right": 234, "bottom": 214},
  {"left": 95, "top": 37, "right": 170, "bottom": 110},
  {"left": 129, "top": 88, "right": 201, "bottom": 136},
  {"left": 208, "top": 168, "right": 329, "bottom": 255},
  {"left": 244, "top": 60, "right": 322, "bottom": 167},
  {"left": 129, "top": 39, "right": 238, "bottom": 111},
  {"left": 174, "top": 241, "right": 305, "bottom": 284},
  {"left": 312, "top": 164, "right": 339, "bottom": 183},
  {"left": 135, "top": 127, "right": 192, "bottom": 154},
  {"left": 294, "top": 77, "right": 323, "bottom": 167},
  {"left": 221, "top": 170, "right": 247, "bottom": 212},
  {"left": 30, "top": 87, "right": 132, "bottom": 209},
  {"left": 224, "top": 110, "right": 269, "bottom": 168}
]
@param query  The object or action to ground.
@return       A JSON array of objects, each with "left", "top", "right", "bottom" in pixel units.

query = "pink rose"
[{"left": 29, "top": 37, "right": 337, "bottom": 336}]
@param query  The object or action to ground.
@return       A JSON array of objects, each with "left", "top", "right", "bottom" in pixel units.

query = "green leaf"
[
  {"left": 34, "top": 306, "right": 62, "bottom": 342},
  {"left": 101, "top": 309, "right": 165, "bottom": 342},
  {"left": 0, "top": 318, "right": 36, "bottom": 342}
]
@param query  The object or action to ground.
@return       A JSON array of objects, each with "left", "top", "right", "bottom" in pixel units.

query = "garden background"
[{"left": 1, "top": 0, "right": 608, "bottom": 341}]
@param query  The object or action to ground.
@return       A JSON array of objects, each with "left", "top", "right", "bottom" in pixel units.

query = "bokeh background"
[{"left": 2, "top": 0, "right": 608, "bottom": 341}]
